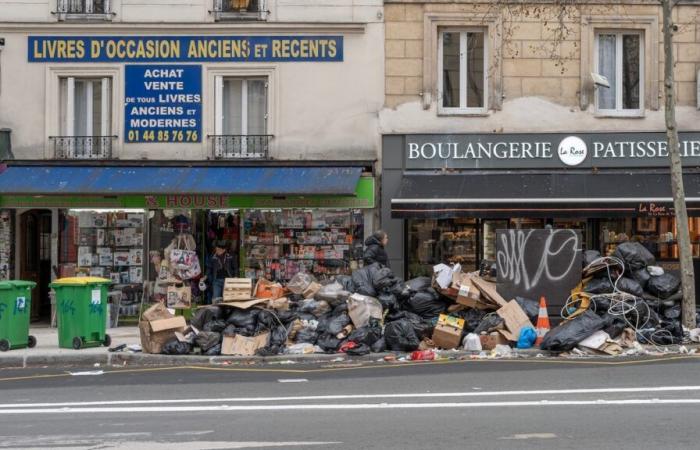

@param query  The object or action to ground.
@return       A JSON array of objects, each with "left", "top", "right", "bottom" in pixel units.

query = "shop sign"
[
  {"left": 637, "top": 202, "right": 675, "bottom": 217},
  {"left": 404, "top": 132, "right": 700, "bottom": 169},
  {"left": 125, "top": 65, "right": 202, "bottom": 143},
  {"left": 28, "top": 36, "right": 343, "bottom": 62},
  {"left": 160, "top": 195, "right": 228, "bottom": 208}
]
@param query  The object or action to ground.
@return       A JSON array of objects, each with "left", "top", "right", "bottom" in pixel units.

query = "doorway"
[{"left": 19, "top": 209, "right": 52, "bottom": 321}]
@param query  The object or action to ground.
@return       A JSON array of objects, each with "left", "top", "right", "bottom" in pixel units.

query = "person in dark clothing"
[
  {"left": 363, "top": 230, "right": 389, "bottom": 267},
  {"left": 205, "top": 240, "right": 239, "bottom": 303}
]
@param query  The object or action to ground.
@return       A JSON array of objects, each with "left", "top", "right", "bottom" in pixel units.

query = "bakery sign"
[{"left": 404, "top": 132, "right": 700, "bottom": 169}]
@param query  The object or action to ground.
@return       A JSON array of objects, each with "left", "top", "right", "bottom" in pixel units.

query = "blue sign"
[
  {"left": 124, "top": 65, "right": 202, "bottom": 143},
  {"left": 28, "top": 36, "right": 343, "bottom": 62}
]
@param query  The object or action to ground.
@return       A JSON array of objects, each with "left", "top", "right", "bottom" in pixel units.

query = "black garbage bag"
[
  {"left": 327, "top": 313, "right": 352, "bottom": 335},
  {"left": 191, "top": 306, "right": 223, "bottom": 330},
  {"left": 590, "top": 296, "right": 611, "bottom": 314},
  {"left": 385, "top": 310, "right": 406, "bottom": 322},
  {"left": 371, "top": 337, "right": 386, "bottom": 353},
  {"left": 369, "top": 264, "right": 396, "bottom": 289},
  {"left": 269, "top": 325, "right": 288, "bottom": 347},
  {"left": 352, "top": 267, "right": 377, "bottom": 297},
  {"left": 256, "top": 346, "right": 282, "bottom": 356},
  {"left": 227, "top": 309, "right": 258, "bottom": 328},
  {"left": 602, "top": 315, "right": 626, "bottom": 339},
  {"left": 347, "top": 323, "right": 382, "bottom": 347},
  {"left": 479, "top": 260, "right": 498, "bottom": 279},
  {"left": 195, "top": 331, "right": 221, "bottom": 351},
  {"left": 617, "top": 277, "right": 644, "bottom": 297},
  {"left": 515, "top": 296, "right": 539, "bottom": 324},
  {"left": 462, "top": 308, "right": 488, "bottom": 333},
  {"left": 384, "top": 319, "right": 420, "bottom": 351},
  {"left": 203, "top": 319, "right": 227, "bottom": 333},
  {"left": 222, "top": 324, "right": 238, "bottom": 336},
  {"left": 335, "top": 275, "right": 356, "bottom": 293},
  {"left": 613, "top": 241, "right": 656, "bottom": 271},
  {"left": 204, "top": 344, "right": 221, "bottom": 356},
  {"left": 648, "top": 273, "right": 681, "bottom": 299},
  {"left": 315, "top": 313, "right": 333, "bottom": 334},
  {"left": 295, "top": 312, "right": 318, "bottom": 323},
  {"left": 346, "top": 343, "right": 371, "bottom": 356},
  {"left": 377, "top": 293, "right": 400, "bottom": 312},
  {"left": 663, "top": 304, "right": 681, "bottom": 320},
  {"left": 402, "top": 311, "right": 434, "bottom": 338},
  {"left": 317, "top": 333, "right": 342, "bottom": 352},
  {"left": 584, "top": 277, "right": 614, "bottom": 294},
  {"left": 583, "top": 250, "right": 602, "bottom": 267},
  {"left": 162, "top": 339, "right": 191, "bottom": 355},
  {"left": 332, "top": 302, "right": 348, "bottom": 316},
  {"left": 256, "top": 310, "right": 276, "bottom": 329},
  {"left": 540, "top": 310, "right": 606, "bottom": 351},
  {"left": 474, "top": 314, "right": 504, "bottom": 335},
  {"left": 406, "top": 291, "right": 448, "bottom": 319},
  {"left": 631, "top": 268, "right": 651, "bottom": 290},
  {"left": 276, "top": 310, "right": 298, "bottom": 324},
  {"left": 405, "top": 277, "right": 432, "bottom": 293},
  {"left": 295, "top": 328, "right": 318, "bottom": 344},
  {"left": 660, "top": 319, "right": 683, "bottom": 338}
]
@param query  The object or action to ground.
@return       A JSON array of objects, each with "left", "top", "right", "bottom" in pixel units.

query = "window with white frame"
[
  {"left": 213, "top": 76, "right": 269, "bottom": 158},
  {"left": 57, "top": 0, "right": 112, "bottom": 16},
  {"left": 595, "top": 31, "right": 643, "bottom": 114},
  {"left": 57, "top": 77, "right": 112, "bottom": 158},
  {"left": 438, "top": 29, "right": 486, "bottom": 113}
]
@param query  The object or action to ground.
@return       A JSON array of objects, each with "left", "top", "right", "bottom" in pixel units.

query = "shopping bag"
[
  {"left": 167, "top": 283, "right": 192, "bottom": 309},
  {"left": 168, "top": 235, "right": 201, "bottom": 280}
]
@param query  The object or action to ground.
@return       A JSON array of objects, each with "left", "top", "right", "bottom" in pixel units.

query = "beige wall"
[
  {"left": 381, "top": 1, "right": 700, "bottom": 134},
  {"left": 0, "top": 1, "right": 384, "bottom": 160}
]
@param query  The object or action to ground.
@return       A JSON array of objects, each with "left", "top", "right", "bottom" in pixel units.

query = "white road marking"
[
  {"left": 1, "top": 385, "right": 699, "bottom": 409},
  {"left": 0, "top": 399, "right": 700, "bottom": 414},
  {"left": 172, "top": 430, "right": 214, "bottom": 436},
  {"left": 500, "top": 433, "right": 558, "bottom": 440},
  {"left": 0, "top": 441, "right": 340, "bottom": 450},
  {"left": 278, "top": 379, "right": 309, "bottom": 383},
  {"left": 68, "top": 370, "right": 104, "bottom": 376}
]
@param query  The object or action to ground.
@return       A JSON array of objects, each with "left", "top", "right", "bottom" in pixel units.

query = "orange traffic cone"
[{"left": 535, "top": 296, "right": 551, "bottom": 347}]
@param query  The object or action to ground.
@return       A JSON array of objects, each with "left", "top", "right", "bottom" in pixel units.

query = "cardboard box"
[
  {"left": 149, "top": 316, "right": 187, "bottom": 333},
  {"left": 302, "top": 281, "right": 321, "bottom": 299},
  {"left": 496, "top": 300, "right": 532, "bottom": 342},
  {"left": 221, "top": 332, "right": 270, "bottom": 356},
  {"left": 139, "top": 317, "right": 187, "bottom": 354},
  {"left": 431, "top": 314, "right": 466, "bottom": 350},
  {"left": 480, "top": 332, "right": 509, "bottom": 350},
  {"left": 254, "top": 279, "right": 285, "bottom": 299},
  {"left": 223, "top": 278, "right": 253, "bottom": 301},
  {"left": 142, "top": 302, "right": 173, "bottom": 322}
]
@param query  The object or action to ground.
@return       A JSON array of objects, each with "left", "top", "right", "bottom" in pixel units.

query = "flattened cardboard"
[
  {"left": 471, "top": 277, "right": 508, "bottom": 308},
  {"left": 496, "top": 300, "right": 532, "bottom": 342},
  {"left": 149, "top": 316, "right": 187, "bottom": 333},
  {"left": 142, "top": 302, "right": 173, "bottom": 322},
  {"left": 221, "top": 332, "right": 270, "bottom": 356},
  {"left": 220, "top": 298, "right": 269, "bottom": 309}
]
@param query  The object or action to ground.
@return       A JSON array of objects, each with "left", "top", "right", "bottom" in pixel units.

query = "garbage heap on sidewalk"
[{"left": 139, "top": 241, "right": 695, "bottom": 358}]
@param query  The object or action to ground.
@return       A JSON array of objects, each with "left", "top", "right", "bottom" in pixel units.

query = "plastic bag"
[
  {"left": 540, "top": 310, "right": 606, "bottom": 351},
  {"left": 256, "top": 310, "right": 276, "bottom": 329},
  {"left": 195, "top": 331, "right": 221, "bottom": 351},
  {"left": 161, "top": 339, "right": 191, "bottom": 355},
  {"left": 191, "top": 306, "right": 223, "bottom": 330},
  {"left": 613, "top": 241, "right": 656, "bottom": 271},
  {"left": 462, "top": 309, "right": 487, "bottom": 333},
  {"left": 384, "top": 319, "right": 421, "bottom": 351},
  {"left": 315, "top": 282, "right": 346, "bottom": 306},
  {"left": 474, "top": 314, "right": 504, "bottom": 335},
  {"left": 346, "top": 343, "right": 371, "bottom": 356},
  {"left": 370, "top": 264, "right": 397, "bottom": 291},
  {"left": 287, "top": 272, "right": 316, "bottom": 295},
  {"left": 584, "top": 277, "right": 614, "bottom": 294},
  {"left": 352, "top": 267, "right": 377, "bottom": 297},
  {"left": 327, "top": 313, "right": 352, "bottom": 335},
  {"left": 583, "top": 250, "right": 602, "bottom": 267},
  {"left": 405, "top": 277, "right": 432, "bottom": 293},
  {"left": 347, "top": 322, "right": 382, "bottom": 347},
  {"left": 631, "top": 268, "right": 651, "bottom": 290},
  {"left": 316, "top": 333, "right": 342, "bottom": 352},
  {"left": 377, "top": 293, "right": 399, "bottom": 312},
  {"left": 371, "top": 337, "right": 386, "bottom": 353},
  {"left": 462, "top": 333, "right": 482, "bottom": 351},
  {"left": 227, "top": 309, "right": 258, "bottom": 328},
  {"left": 204, "top": 344, "right": 221, "bottom": 356},
  {"left": 270, "top": 325, "right": 289, "bottom": 347},
  {"left": 402, "top": 311, "right": 434, "bottom": 339},
  {"left": 516, "top": 327, "right": 537, "bottom": 349},
  {"left": 335, "top": 275, "right": 356, "bottom": 293},
  {"left": 405, "top": 291, "right": 448, "bottom": 319},
  {"left": 663, "top": 304, "right": 681, "bottom": 319},
  {"left": 616, "top": 277, "right": 644, "bottom": 297},
  {"left": 203, "top": 319, "right": 227, "bottom": 333},
  {"left": 347, "top": 293, "right": 383, "bottom": 328},
  {"left": 298, "top": 299, "right": 331, "bottom": 316},
  {"left": 514, "top": 297, "right": 539, "bottom": 324},
  {"left": 286, "top": 343, "right": 317, "bottom": 355},
  {"left": 648, "top": 273, "right": 681, "bottom": 299},
  {"left": 295, "top": 328, "right": 318, "bottom": 344}
]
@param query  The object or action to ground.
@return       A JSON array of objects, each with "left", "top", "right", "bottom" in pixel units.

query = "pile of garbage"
[{"left": 140, "top": 242, "right": 696, "bottom": 358}]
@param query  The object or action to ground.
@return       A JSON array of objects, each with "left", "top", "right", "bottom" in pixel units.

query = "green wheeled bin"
[
  {"left": 50, "top": 277, "right": 112, "bottom": 350},
  {"left": 0, "top": 280, "right": 37, "bottom": 351}
]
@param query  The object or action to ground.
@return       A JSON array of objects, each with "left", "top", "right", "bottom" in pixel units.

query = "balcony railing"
[
  {"left": 210, "top": 135, "right": 271, "bottom": 159},
  {"left": 212, "top": 0, "right": 267, "bottom": 21},
  {"left": 50, "top": 136, "right": 116, "bottom": 159},
  {"left": 56, "top": 0, "right": 112, "bottom": 19}
]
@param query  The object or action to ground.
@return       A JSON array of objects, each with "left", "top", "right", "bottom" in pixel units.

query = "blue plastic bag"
[{"left": 516, "top": 326, "right": 537, "bottom": 349}]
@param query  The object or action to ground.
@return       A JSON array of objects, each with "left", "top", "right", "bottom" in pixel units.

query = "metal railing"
[
  {"left": 210, "top": 135, "right": 271, "bottom": 159},
  {"left": 212, "top": 0, "right": 267, "bottom": 20},
  {"left": 50, "top": 136, "right": 116, "bottom": 159},
  {"left": 57, "top": 0, "right": 111, "bottom": 15}
]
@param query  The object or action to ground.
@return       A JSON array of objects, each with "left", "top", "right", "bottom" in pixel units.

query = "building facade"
[
  {"left": 0, "top": 0, "right": 384, "bottom": 319},
  {"left": 379, "top": 0, "right": 700, "bottom": 309}
]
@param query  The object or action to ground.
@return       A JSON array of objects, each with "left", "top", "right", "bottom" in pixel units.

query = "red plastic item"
[{"left": 410, "top": 350, "right": 435, "bottom": 361}]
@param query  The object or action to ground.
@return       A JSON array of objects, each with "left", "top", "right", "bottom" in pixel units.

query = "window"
[
  {"left": 438, "top": 30, "right": 486, "bottom": 113},
  {"left": 213, "top": 76, "right": 269, "bottom": 158},
  {"left": 212, "top": 0, "right": 267, "bottom": 21},
  {"left": 56, "top": 77, "right": 113, "bottom": 159},
  {"left": 596, "top": 32, "right": 643, "bottom": 114},
  {"left": 57, "top": 0, "right": 112, "bottom": 19}
]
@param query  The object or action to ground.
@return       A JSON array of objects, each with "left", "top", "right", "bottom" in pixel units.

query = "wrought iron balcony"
[
  {"left": 50, "top": 136, "right": 116, "bottom": 159},
  {"left": 212, "top": 0, "right": 267, "bottom": 21},
  {"left": 56, "top": 0, "right": 112, "bottom": 19},
  {"left": 210, "top": 135, "right": 271, "bottom": 159}
]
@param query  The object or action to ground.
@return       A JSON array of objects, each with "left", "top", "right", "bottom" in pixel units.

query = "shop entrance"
[{"left": 19, "top": 209, "right": 52, "bottom": 321}]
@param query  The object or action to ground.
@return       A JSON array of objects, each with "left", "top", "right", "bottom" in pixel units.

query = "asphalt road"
[{"left": 1, "top": 356, "right": 700, "bottom": 449}]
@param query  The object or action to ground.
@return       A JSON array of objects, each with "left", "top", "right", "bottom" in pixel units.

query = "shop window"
[
  {"left": 595, "top": 32, "right": 643, "bottom": 115},
  {"left": 438, "top": 29, "right": 486, "bottom": 113},
  {"left": 55, "top": 77, "right": 114, "bottom": 159},
  {"left": 213, "top": 76, "right": 270, "bottom": 159},
  {"left": 407, "top": 219, "right": 477, "bottom": 278}
]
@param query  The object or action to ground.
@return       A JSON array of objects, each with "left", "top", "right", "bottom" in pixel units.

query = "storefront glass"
[{"left": 407, "top": 218, "right": 477, "bottom": 278}]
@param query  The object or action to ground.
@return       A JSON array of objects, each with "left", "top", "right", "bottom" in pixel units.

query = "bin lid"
[
  {"left": 50, "top": 277, "right": 111, "bottom": 287},
  {"left": 8, "top": 280, "right": 37, "bottom": 289},
  {"left": 0, "top": 281, "right": 13, "bottom": 290}
]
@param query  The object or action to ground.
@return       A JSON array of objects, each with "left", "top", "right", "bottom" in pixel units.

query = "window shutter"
[
  {"left": 215, "top": 75, "right": 223, "bottom": 135},
  {"left": 66, "top": 77, "right": 75, "bottom": 137},
  {"left": 101, "top": 77, "right": 110, "bottom": 136}
]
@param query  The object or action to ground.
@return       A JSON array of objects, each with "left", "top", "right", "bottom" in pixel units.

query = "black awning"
[{"left": 391, "top": 170, "right": 700, "bottom": 218}]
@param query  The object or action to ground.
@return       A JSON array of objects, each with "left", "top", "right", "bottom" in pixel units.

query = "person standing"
[
  {"left": 363, "top": 230, "right": 389, "bottom": 267},
  {"left": 205, "top": 240, "right": 238, "bottom": 303}
]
